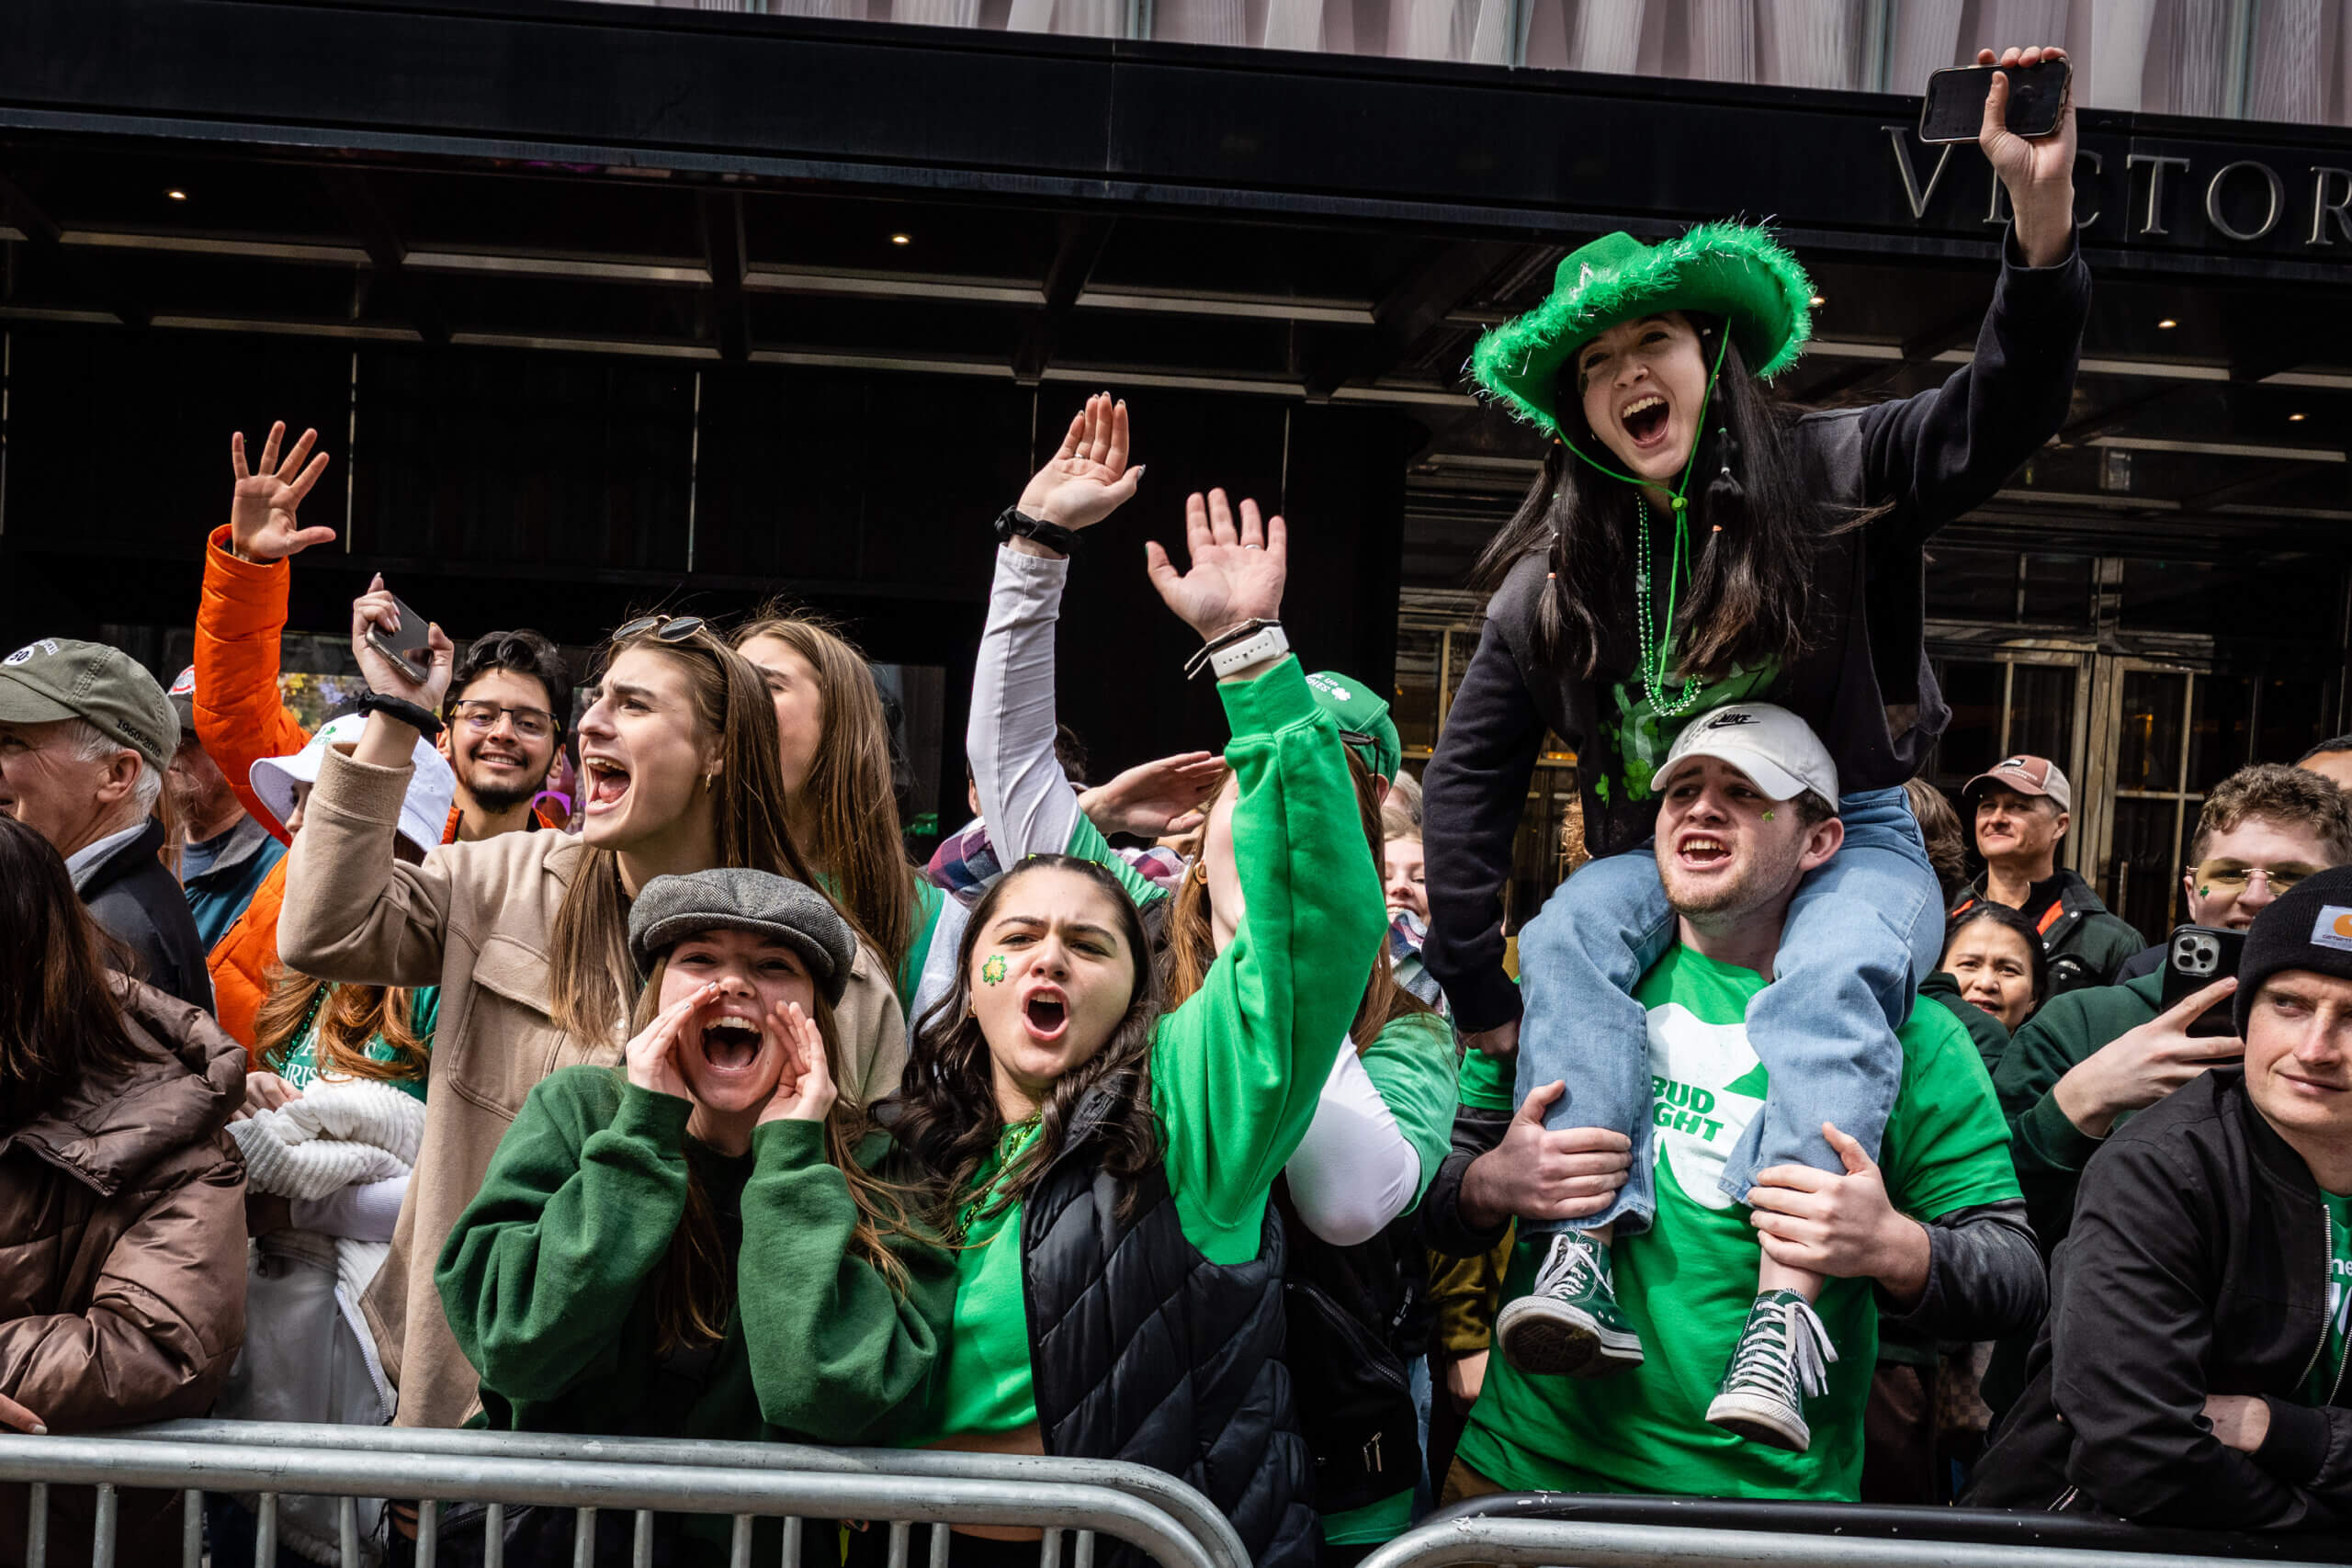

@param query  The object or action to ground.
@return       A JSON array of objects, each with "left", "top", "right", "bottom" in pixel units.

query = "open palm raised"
[
  {"left": 1018, "top": 392, "right": 1143, "bottom": 533},
  {"left": 230, "top": 421, "right": 336, "bottom": 562},
  {"left": 1146, "top": 488, "right": 1286, "bottom": 642}
]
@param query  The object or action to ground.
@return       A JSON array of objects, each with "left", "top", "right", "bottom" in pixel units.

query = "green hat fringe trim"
[{"left": 1469, "top": 220, "right": 1815, "bottom": 438}]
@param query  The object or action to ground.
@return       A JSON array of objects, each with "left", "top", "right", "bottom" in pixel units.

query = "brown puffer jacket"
[{"left": 0, "top": 980, "right": 248, "bottom": 1568}]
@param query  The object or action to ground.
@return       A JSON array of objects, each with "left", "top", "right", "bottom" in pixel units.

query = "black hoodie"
[{"left": 1967, "top": 1068, "right": 2352, "bottom": 1530}]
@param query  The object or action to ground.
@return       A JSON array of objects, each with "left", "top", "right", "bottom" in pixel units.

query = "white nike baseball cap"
[{"left": 1657, "top": 703, "right": 1840, "bottom": 810}]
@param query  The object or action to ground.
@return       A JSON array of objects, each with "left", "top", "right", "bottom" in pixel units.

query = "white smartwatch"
[{"left": 1208, "top": 623, "right": 1289, "bottom": 679}]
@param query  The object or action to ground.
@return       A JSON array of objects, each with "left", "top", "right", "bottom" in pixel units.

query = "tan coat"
[
  {"left": 0, "top": 980, "right": 248, "bottom": 1568},
  {"left": 278, "top": 746, "right": 909, "bottom": 1430}
]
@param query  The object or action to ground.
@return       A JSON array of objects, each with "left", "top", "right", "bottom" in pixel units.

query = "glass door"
[{"left": 1922, "top": 647, "right": 2093, "bottom": 870}]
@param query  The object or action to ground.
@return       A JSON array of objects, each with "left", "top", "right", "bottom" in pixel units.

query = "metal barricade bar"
[
  {"left": 0, "top": 1432, "right": 1221, "bottom": 1568},
  {"left": 110, "top": 1421, "right": 1252, "bottom": 1568},
  {"left": 1357, "top": 1518, "right": 2331, "bottom": 1568}
]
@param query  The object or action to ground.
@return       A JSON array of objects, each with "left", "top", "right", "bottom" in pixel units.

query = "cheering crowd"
[{"left": 6, "top": 39, "right": 2352, "bottom": 1568}]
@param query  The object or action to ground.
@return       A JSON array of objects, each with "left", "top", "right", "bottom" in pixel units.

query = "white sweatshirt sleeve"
[
  {"left": 1284, "top": 1043, "right": 1422, "bottom": 1247},
  {"left": 290, "top": 1173, "right": 409, "bottom": 1243},
  {"left": 968, "top": 545, "right": 1086, "bottom": 863}
]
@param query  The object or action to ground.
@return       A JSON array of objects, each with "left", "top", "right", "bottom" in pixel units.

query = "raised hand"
[
  {"left": 1458, "top": 1080, "right": 1634, "bottom": 1228},
  {"left": 230, "top": 422, "right": 336, "bottom": 562},
  {"left": 1080, "top": 750, "right": 1227, "bottom": 839},
  {"left": 1145, "top": 489, "right": 1286, "bottom": 644},
  {"left": 625, "top": 984, "right": 714, "bottom": 1101},
  {"left": 759, "top": 999, "right": 838, "bottom": 1125},
  {"left": 1977, "top": 44, "right": 2076, "bottom": 266},
  {"left": 1747, "top": 1122, "right": 1928, "bottom": 1298},
  {"left": 351, "top": 572, "right": 455, "bottom": 708},
  {"left": 1015, "top": 392, "right": 1144, "bottom": 539}
]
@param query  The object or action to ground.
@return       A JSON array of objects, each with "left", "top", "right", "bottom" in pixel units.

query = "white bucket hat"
[{"left": 250, "top": 712, "right": 458, "bottom": 855}]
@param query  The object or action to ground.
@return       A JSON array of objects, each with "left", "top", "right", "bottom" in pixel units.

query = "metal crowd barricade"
[
  {"left": 1359, "top": 1494, "right": 2352, "bottom": 1568},
  {"left": 0, "top": 1419, "right": 1252, "bottom": 1568}
]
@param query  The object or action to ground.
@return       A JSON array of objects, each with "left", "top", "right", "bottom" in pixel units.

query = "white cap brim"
[{"left": 1657, "top": 743, "right": 1832, "bottom": 808}]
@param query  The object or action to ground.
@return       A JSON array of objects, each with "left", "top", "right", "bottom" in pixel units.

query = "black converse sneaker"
[
  {"left": 1495, "top": 1231, "right": 1645, "bottom": 1378},
  {"left": 1704, "top": 1288, "right": 1838, "bottom": 1451}
]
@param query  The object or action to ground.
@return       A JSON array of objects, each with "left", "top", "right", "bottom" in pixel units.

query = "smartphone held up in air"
[
  {"left": 364, "top": 589, "right": 437, "bottom": 687},
  {"left": 1918, "top": 57, "right": 2070, "bottom": 144},
  {"left": 2159, "top": 924, "right": 2247, "bottom": 1040}
]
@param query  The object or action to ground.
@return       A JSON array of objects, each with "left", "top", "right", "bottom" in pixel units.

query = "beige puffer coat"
[{"left": 0, "top": 979, "right": 248, "bottom": 1568}]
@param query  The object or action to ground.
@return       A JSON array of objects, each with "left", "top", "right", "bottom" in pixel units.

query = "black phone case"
[
  {"left": 1918, "top": 59, "right": 2068, "bottom": 144},
  {"left": 2159, "top": 924, "right": 2246, "bottom": 1039}
]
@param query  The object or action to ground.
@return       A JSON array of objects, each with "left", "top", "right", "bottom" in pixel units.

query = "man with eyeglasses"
[{"left": 193, "top": 421, "right": 575, "bottom": 1049}]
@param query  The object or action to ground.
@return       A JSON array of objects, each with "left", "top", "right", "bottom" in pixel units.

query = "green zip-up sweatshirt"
[{"left": 438, "top": 1067, "right": 955, "bottom": 1449}]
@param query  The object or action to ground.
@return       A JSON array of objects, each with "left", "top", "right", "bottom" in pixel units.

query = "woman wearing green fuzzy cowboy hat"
[{"left": 1423, "top": 44, "right": 2084, "bottom": 1480}]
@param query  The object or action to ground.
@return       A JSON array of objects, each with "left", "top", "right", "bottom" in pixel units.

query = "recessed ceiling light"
[
  {"left": 2156, "top": 317, "right": 2177, "bottom": 329},
  {"left": 890, "top": 232, "right": 912, "bottom": 246},
  {"left": 165, "top": 188, "right": 187, "bottom": 201},
  {"left": 2290, "top": 412, "right": 2308, "bottom": 422},
  {"left": 1808, "top": 294, "right": 1826, "bottom": 308}
]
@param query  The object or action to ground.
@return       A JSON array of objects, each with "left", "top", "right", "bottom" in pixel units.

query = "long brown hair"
[
  {"left": 253, "top": 971, "right": 429, "bottom": 1085},
  {"left": 732, "top": 611, "right": 917, "bottom": 979},
  {"left": 0, "top": 817, "right": 142, "bottom": 1125},
  {"left": 1163, "top": 752, "right": 1437, "bottom": 1049},
  {"left": 891, "top": 856, "right": 1164, "bottom": 1228},
  {"left": 548, "top": 624, "right": 827, "bottom": 1043},
  {"left": 627, "top": 954, "right": 924, "bottom": 1352}
]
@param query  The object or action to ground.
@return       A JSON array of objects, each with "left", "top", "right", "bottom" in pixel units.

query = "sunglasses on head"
[{"left": 612, "top": 614, "right": 707, "bottom": 645}]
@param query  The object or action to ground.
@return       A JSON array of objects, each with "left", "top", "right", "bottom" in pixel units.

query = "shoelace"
[
  {"left": 1537, "top": 1235, "right": 1602, "bottom": 1301},
  {"left": 1732, "top": 1295, "right": 1839, "bottom": 1403}
]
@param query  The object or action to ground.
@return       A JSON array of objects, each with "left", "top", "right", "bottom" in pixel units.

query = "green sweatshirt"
[
  {"left": 438, "top": 1067, "right": 956, "bottom": 1454},
  {"left": 1992, "top": 969, "right": 2165, "bottom": 1253},
  {"left": 918, "top": 657, "right": 1387, "bottom": 1442}
]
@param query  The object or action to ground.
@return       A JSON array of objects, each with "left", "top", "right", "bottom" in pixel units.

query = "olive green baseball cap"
[
  {"left": 0, "top": 638, "right": 175, "bottom": 771},
  {"left": 1306, "top": 670, "right": 1402, "bottom": 784}
]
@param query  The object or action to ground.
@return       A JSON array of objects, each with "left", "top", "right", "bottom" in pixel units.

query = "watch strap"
[
  {"left": 355, "top": 691, "right": 446, "bottom": 740},
  {"left": 1204, "top": 623, "right": 1289, "bottom": 680},
  {"left": 993, "top": 505, "right": 1081, "bottom": 557}
]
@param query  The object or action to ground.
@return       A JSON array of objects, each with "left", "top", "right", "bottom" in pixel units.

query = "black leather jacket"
[{"left": 77, "top": 818, "right": 214, "bottom": 1015}]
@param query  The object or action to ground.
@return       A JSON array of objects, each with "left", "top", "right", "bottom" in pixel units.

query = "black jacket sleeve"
[
  {"left": 2052, "top": 1130, "right": 2345, "bottom": 1530},
  {"left": 1854, "top": 228, "right": 2090, "bottom": 547},
  {"left": 1420, "top": 1100, "right": 1514, "bottom": 1258},
  {"left": 1880, "top": 1199, "right": 2044, "bottom": 1343},
  {"left": 1421, "top": 577, "right": 1552, "bottom": 1034}
]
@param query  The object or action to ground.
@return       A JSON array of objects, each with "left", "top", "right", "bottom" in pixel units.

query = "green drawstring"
[{"left": 1553, "top": 325, "right": 1736, "bottom": 718}]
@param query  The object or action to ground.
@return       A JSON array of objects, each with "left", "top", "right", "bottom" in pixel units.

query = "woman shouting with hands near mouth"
[
  {"left": 884, "top": 492, "right": 1384, "bottom": 1568},
  {"left": 278, "top": 606, "right": 909, "bottom": 1446},
  {"left": 438, "top": 868, "right": 951, "bottom": 1567},
  {"left": 1422, "top": 43, "right": 2088, "bottom": 1448}
]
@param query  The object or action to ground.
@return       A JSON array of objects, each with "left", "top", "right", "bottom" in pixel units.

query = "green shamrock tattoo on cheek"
[{"left": 981, "top": 953, "right": 1008, "bottom": 986}]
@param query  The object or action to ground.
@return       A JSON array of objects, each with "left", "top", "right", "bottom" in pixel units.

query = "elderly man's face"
[{"left": 0, "top": 719, "right": 137, "bottom": 858}]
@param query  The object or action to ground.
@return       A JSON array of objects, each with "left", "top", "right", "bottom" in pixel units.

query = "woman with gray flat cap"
[{"left": 435, "top": 867, "right": 953, "bottom": 1568}]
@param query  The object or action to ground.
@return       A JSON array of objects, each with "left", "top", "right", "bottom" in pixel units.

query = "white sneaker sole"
[
  {"left": 1496, "top": 1296, "right": 1645, "bottom": 1379},
  {"left": 1704, "top": 1389, "right": 1812, "bottom": 1451}
]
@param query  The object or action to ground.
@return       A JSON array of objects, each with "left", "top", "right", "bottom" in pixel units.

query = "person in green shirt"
[
  {"left": 885, "top": 487, "right": 1385, "bottom": 1568},
  {"left": 1440, "top": 705, "right": 2041, "bottom": 1500},
  {"left": 436, "top": 867, "right": 954, "bottom": 1566}
]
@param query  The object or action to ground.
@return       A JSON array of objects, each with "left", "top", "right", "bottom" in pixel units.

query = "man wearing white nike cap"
[{"left": 1443, "top": 704, "right": 2039, "bottom": 1498}]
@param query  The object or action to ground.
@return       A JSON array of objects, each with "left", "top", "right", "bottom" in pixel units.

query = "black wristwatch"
[
  {"left": 354, "top": 691, "right": 446, "bottom": 740},
  {"left": 993, "top": 505, "right": 1080, "bottom": 557}
]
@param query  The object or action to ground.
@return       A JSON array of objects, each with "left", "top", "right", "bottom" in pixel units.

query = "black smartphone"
[
  {"left": 2159, "top": 924, "right": 2247, "bottom": 1039},
  {"left": 1918, "top": 58, "right": 2070, "bottom": 144},
  {"left": 364, "top": 590, "right": 435, "bottom": 687}
]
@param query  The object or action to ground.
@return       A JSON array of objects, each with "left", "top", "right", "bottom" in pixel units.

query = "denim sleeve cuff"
[
  {"left": 2018, "top": 1088, "right": 2103, "bottom": 1174},
  {"left": 2256, "top": 1395, "right": 2332, "bottom": 1483}
]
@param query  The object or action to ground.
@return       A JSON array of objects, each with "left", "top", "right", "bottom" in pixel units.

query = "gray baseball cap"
[
  {"left": 628, "top": 867, "right": 857, "bottom": 1005},
  {"left": 0, "top": 638, "right": 176, "bottom": 771}
]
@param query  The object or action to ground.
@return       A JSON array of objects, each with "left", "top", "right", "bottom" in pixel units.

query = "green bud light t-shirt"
[
  {"left": 1454, "top": 946, "right": 2018, "bottom": 1501},
  {"left": 2302, "top": 1190, "right": 2352, "bottom": 1407}
]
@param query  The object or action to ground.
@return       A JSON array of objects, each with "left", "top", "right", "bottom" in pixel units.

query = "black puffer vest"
[{"left": 1023, "top": 1080, "right": 1317, "bottom": 1568}]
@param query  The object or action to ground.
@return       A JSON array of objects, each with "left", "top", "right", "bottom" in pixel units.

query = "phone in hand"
[
  {"left": 2159, "top": 924, "right": 2246, "bottom": 1040},
  {"left": 364, "top": 590, "right": 436, "bottom": 688},
  {"left": 1918, "top": 58, "right": 2070, "bottom": 144}
]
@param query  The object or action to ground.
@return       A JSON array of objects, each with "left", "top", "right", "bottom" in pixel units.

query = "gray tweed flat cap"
[{"left": 627, "top": 867, "right": 856, "bottom": 1005}]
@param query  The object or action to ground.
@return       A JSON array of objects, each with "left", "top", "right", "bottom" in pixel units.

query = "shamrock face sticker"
[{"left": 981, "top": 953, "right": 1008, "bottom": 986}]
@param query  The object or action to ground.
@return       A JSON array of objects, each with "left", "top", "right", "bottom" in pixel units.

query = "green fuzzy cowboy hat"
[{"left": 1471, "top": 221, "right": 1815, "bottom": 437}]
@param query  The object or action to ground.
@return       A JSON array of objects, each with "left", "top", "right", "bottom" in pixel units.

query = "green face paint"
[
  {"left": 2199, "top": 886, "right": 2211, "bottom": 898},
  {"left": 1762, "top": 809, "right": 1775, "bottom": 821},
  {"left": 981, "top": 953, "right": 1007, "bottom": 986}
]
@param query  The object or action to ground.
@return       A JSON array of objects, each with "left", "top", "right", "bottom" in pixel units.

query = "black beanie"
[{"left": 2233, "top": 865, "right": 2352, "bottom": 1035}]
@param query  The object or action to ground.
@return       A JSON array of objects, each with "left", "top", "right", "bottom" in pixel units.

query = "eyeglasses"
[
  {"left": 448, "top": 699, "right": 557, "bottom": 741},
  {"left": 2188, "top": 862, "right": 2322, "bottom": 895},
  {"left": 612, "top": 614, "right": 707, "bottom": 645}
]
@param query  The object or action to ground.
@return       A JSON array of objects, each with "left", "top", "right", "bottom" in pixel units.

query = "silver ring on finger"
[{"left": 1243, "top": 542, "right": 1263, "bottom": 549}]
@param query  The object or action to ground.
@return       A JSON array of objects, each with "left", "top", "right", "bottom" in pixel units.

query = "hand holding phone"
[
  {"left": 351, "top": 574, "right": 453, "bottom": 707},
  {"left": 1918, "top": 57, "right": 2069, "bottom": 144},
  {"left": 2160, "top": 924, "right": 2248, "bottom": 1040}
]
